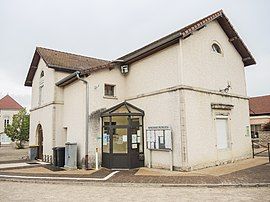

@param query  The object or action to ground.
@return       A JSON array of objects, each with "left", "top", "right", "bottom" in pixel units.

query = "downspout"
[{"left": 75, "top": 71, "right": 90, "bottom": 170}]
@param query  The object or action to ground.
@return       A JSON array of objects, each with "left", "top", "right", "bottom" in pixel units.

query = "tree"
[{"left": 4, "top": 108, "right": 29, "bottom": 149}]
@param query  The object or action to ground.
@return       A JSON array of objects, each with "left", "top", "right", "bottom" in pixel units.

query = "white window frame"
[
  {"left": 215, "top": 113, "right": 231, "bottom": 150},
  {"left": 4, "top": 116, "right": 10, "bottom": 128},
  {"left": 211, "top": 41, "right": 224, "bottom": 56}
]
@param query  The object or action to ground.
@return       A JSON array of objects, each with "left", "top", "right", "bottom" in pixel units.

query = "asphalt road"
[{"left": 0, "top": 181, "right": 268, "bottom": 202}]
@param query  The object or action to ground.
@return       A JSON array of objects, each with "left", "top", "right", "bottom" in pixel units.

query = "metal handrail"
[{"left": 252, "top": 140, "right": 270, "bottom": 163}]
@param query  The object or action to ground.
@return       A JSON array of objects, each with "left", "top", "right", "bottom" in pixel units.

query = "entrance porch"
[{"left": 101, "top": 101, "right": 145, "bottom": 169}]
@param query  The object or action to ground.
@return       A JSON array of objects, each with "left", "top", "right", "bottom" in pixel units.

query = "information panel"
[{"left": 146, "top": 126, "right": 172, "bottom": 150}]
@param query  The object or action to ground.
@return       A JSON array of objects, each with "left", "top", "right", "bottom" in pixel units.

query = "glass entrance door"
[
  {"left": 110, "top": 127, "right": 129, "bottom": 168},
  {"left": 101, "top": 101, "right": 145, "bottom": 169}
]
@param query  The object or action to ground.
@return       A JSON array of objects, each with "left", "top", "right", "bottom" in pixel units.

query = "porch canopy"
[
  {"left": 100, "top": 101, "right": 144, "bottom": 117},
  {"left": 100, "top": 101, "right": 145, "bottom": 169}
]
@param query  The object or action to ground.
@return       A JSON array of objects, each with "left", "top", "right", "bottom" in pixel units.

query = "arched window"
[
  {"left": 212, "top": 43, "right": 222, "bottom": 54},
  {"left": 40, "top": 71, "right": 44, "bottom": 78}
]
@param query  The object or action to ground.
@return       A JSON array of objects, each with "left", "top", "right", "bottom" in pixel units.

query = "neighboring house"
[
  {"left": 0, "top": 95, "right": 23, "bottom": 144},
  {"left": 24, "top": 10, "right": 256, "bottom": 171},
  {"left": 249, "top": 95, "right": 270, "bottom": 143}
]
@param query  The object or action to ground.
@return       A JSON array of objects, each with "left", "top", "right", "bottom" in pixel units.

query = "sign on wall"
[{"left": 146, "top": 126, "right": 172, "bottom": 150}]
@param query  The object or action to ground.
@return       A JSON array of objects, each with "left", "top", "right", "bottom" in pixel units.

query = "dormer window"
[
  {"left": 40, "top": 71, "right": 44, "bottom": 78},
  {"left": 212, "top": 42, "right": 222, "bottom": 54}
]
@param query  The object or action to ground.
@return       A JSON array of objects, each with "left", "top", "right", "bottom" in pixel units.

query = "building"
[
  {"left": 249, "top": 95, "right": 270, "bottom": 143},
  {"left": 0, "top": 95, "right": 23, "bottom": 144},
  {"left": 24, "top": 10, "right": 256, "bottom": 171}
]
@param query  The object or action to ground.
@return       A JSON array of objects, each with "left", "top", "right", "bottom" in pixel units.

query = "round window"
[{"left": 212, "top": 43, "right": 222, "bottom": 54}]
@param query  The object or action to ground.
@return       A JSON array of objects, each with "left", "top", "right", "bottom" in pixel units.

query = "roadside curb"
[
  {"left": 0, "top": 176, "right": 269, "bottom": 188},
  {"left": 0, "top": 171, "right": 119, "bottom": 182}
]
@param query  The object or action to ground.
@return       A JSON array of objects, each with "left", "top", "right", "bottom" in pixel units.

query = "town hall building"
[{"left": 24, "top": 10, "right": 256, "bottom": 171}]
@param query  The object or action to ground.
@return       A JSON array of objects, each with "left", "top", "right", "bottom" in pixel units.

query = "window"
[
  {"left": 212, "top": 43, "right": 222, "bottom": 54},
  {"left": 251, "top": 124, "right": 261, "bottom": 139},
  {"left": 38, "top": 85, "right": 44, "bottom": 105},
  {"left": 40, "top": 71, "right": 44, "bottom": 78},
  {"left": 4, "top": 117, "right": 9, "bottom": 128},
  {"left": 216, "top": 117, "right": 229, "bottom": 149},
  {"left": 104, "top": 84, "right": 115, "bottom": 97}
]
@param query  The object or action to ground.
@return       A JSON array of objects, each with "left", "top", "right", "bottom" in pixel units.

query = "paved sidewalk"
[
  {"left": 107, "top": 157, "right": 270, "bottom": 185},
  {"left": 0, "top": 144, "right": 28, "bottom": 163},
  {"left": 0, "top": 161, "right": 48, "bottom": 169},
  {"left": 0, "top": 157, "right": 269, "bottom": 186}
]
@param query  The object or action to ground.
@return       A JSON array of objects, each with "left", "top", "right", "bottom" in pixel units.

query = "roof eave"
[
  {"left": 55, "top": 71, "right": 81, "bottom": 87},
  {"left": 250, "top": 113, "right": 270, "bottom": 116},
  {"left": 118, "top": 10, "right": 256, "bottom": 67},
  {"left": 48, "top": 64, "right": 82, "bottom": 73},
  {"left": 118, "top": 32, "right": 182, "bottom": 64}
]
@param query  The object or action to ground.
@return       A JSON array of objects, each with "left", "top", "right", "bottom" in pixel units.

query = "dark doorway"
[
  {"left": 37, "top": 124, "right": 43, "bottom": 159},
  {"left": 101, "top": 102, "right": 144, "bottom": 169}
]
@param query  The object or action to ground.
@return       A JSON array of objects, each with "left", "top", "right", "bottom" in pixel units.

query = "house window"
[
  {"left": 251, "top": 124, "right": 261, "bottom": 139},
  {"left": 104, "top": 84, "right": 115, "bottom": 97},
  {"left": 4, "top": 117, "right": 9, "bottom": 128},
  {"left": 38, "top": 85, "right": 44, "bottom": 105},
  {"left": 40, "top": 71, "right": 44, "bottom": 78},
  {"left": 212, "top": 43, "right": 222, "bottom": 54},
  {"left": 215, "top": 116, "right": 229, "bottom": 149}
]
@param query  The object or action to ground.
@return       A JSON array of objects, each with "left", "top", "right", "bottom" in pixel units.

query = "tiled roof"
[
  {"left": 37, "top": 47, "right": 109, "bottom": 71},
  {"left": 24, "top": 47, "right": 110, "bottom": 86},
  {"left": 0, "top": 95, "right": 23, "bottom": 110},
  {"left": 249, "top": 95, "right": 270, "bottom": 115}
]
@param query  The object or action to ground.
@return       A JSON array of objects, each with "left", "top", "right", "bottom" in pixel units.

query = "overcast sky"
[{"left": 0, "top": 0, "right": 269, "bottom": 109}]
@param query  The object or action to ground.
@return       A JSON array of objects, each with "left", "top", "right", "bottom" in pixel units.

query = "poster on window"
[
  {"left": 103, "top": 133, "right": 109, "bottom": 145},
  {"left": 146, "top": 126, "right": 172, "bottom": 150}
]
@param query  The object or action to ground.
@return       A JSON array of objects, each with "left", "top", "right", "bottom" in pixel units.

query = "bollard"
[
  {"left": 95, "top": 148, "right": 99, "bottom": 170},
  {"left": 267, "top": 142, "right": 270, "bottom": 163}
]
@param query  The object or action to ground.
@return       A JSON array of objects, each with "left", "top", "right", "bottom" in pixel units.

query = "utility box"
[
  {"left": 28, "top": 145, "right": 38, "bottom": 160},
  {"left": 52, "top": 147, "right": 65, "bottom": 167},
  {"left": 56, "top": 147, "right": 65, "bottom": 167},
  {"left": 64, "top": 142, "right": 77, "bottom": 169}
]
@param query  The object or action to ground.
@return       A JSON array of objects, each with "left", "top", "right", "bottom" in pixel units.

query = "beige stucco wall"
[
  {"left": 61, "top": 44, "right": 181, "bottom": 168},
  {"left": 29, "top": 58, "right": 69, "bottom": 157},
  {"left": 125, "top": 44, "right": 180, "bottom": 97},
  {"left": 28, "top": 19, "right": 252, "bottom": 170},
  {"left": 62, "top": 67, "right": 127, "bottom": 167},
  {"left": 127, "top": 91, "right": 181, "bottom": 169},
  {"left": 123, "top": 44, "right": 181, "bottom": 169},
  {"left": 181, "top": 21, "right": 247, "bottom": 96},
  {"left": 31, "top": 58, "right": 56, "bottom": 108},
  {"left": 184, "top": 91, "right": 251, "bottom": 170},
  {"left": 29, "top": 105, "right": 53, "bottom": 155},
  {"left": 180, "top": 20, "right": 252, "bottom": 170}
]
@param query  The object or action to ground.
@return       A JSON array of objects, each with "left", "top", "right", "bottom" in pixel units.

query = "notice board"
[{"left": 146, "top": 126, "right": 172, "bottom": 150}]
